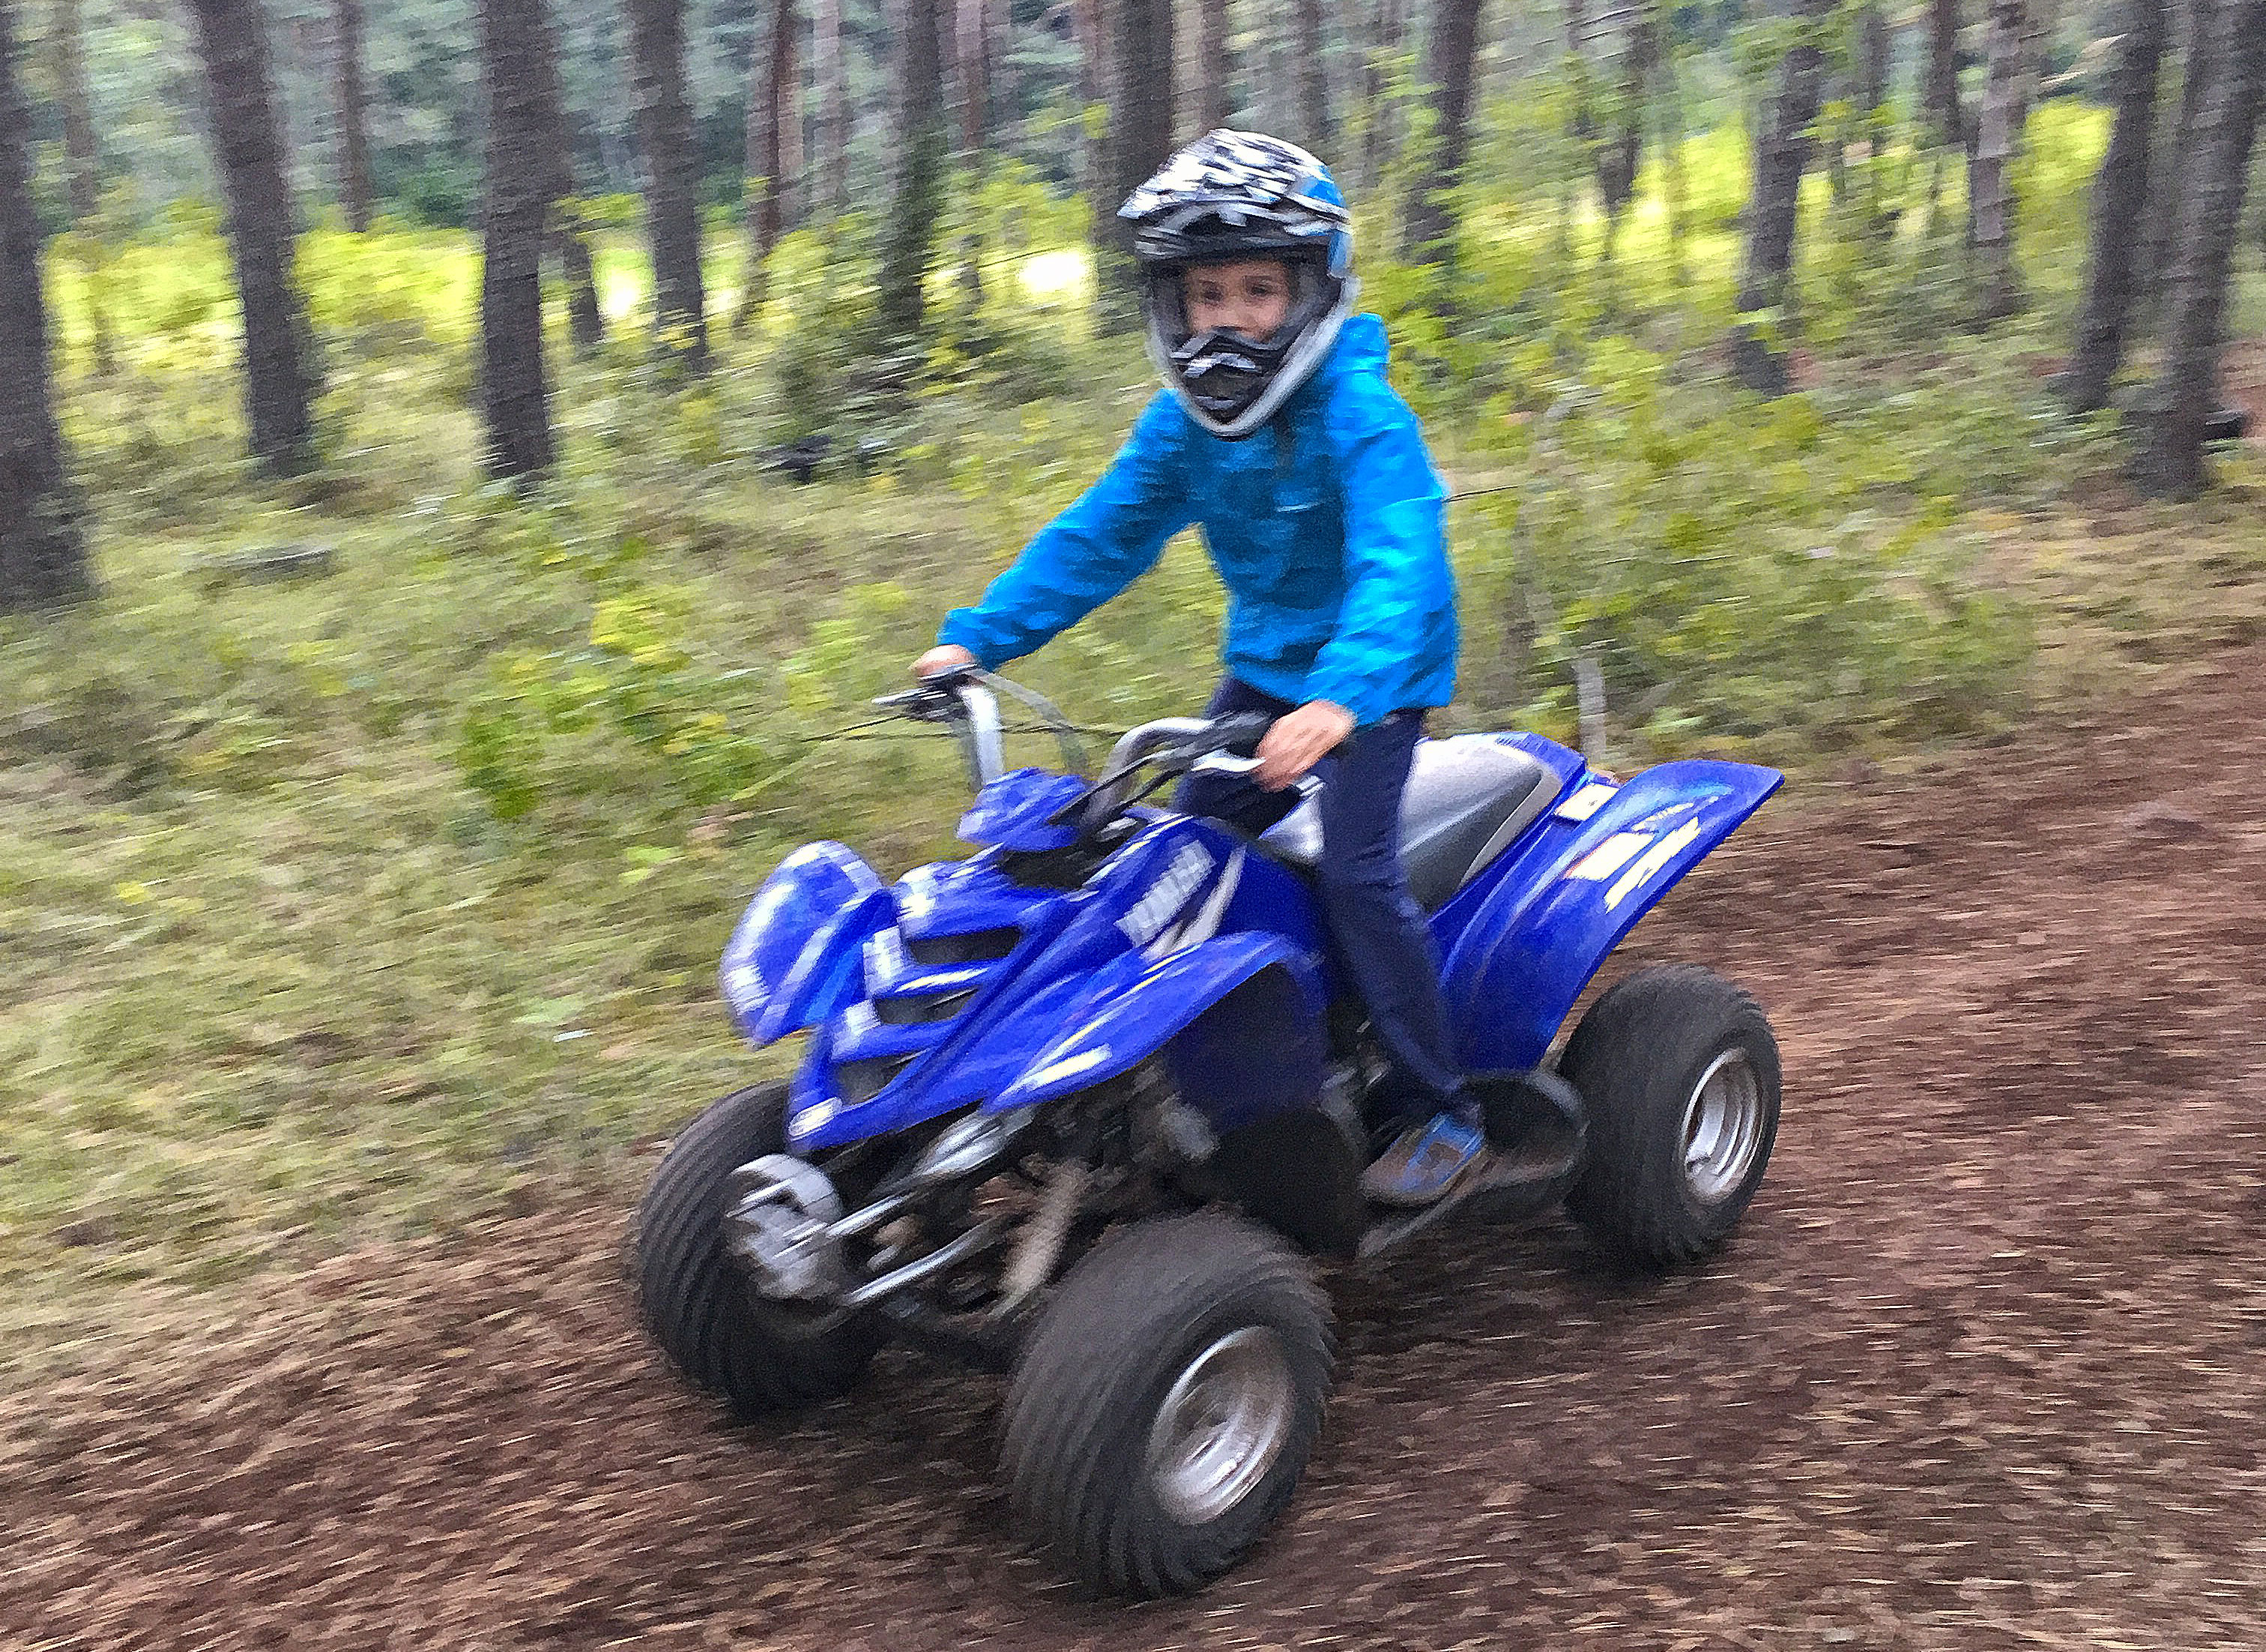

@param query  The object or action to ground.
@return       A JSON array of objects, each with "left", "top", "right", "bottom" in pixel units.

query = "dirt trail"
[{"left": 8, "top": 652, "right": 2266, "bottom": 1651}]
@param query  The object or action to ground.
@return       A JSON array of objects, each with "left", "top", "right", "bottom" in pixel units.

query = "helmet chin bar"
[{"left": 1143, "top": 269, "right": 1356, "bottom": 440}]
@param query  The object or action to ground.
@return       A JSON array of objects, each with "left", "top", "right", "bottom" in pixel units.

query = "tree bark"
[
  {"left": 779, "top": 5, "right": 804, "bottom": 230},
  {"left": 1729, "top": 0, "right": 1831, "bottom": 396},
  {"left": 626, "top": 0, "right": 707, "bottom": 367},
  {"left": 1401, "top": 0, "right": 1487, "bottom": 261},
  {"left": 1925, "top": 0, "right": 1964, "bottom": 147},
  {"left": 1075, "top": 0, "right": 1115, "bottom": 300},
  {"left": 533, "top": 9, "right": 603, "bottom": 351},
  {"left": 1, "top": 0, "right": 90, "bottom": 608},
  {"left": 52, "top": 0, "right": 98, "bottom": 222},
  {"left": 958, "top": 0, "right": 990, "bottom": 151},
  {"left": 1659, "top": 29, "right": 1688, "bottom": 287},
  {"left": 1857, "top": 4, "right": 1889, "bottom": 118},
  {"left": 1293, "top": 0, "right": 1332, "bottom": 149},
  {"left": 2140, "top": 0, "right": 2214, "bottom": 306},
  {"left": 480, "top": 0, "right": 556, "bottom": 479},
  {"left": 877, "top": 0, "right": 949, "bottom": 339},
  {"left": 333, "top": 0, "right": 371, "bottom": 230},
  {"left": 2064, "top": 0, "right": 2169, "bottom": 413},
  {"left": 1597, "top": 10, "right": 1658, "bottom": 263},
  {"left": 1970, "top": 0, "right": 2027, "bottom": 318},
  {"left": 1103, "top": 0, "right": 1174, "bottom": 314},
  {"left": 1196, "top": 0, "right": 1230, "bottom": 131},
  {"left": 1359, "top": 0, "right": 1408, "bottom": 186},
  {"left": 50, "top": 0, "right": 115, "bottom": 375},
  {"left": 816, "top": 0, "right": 846, "bottom": 214},
  {"left": 737, "top": 0, "right": 797, "bottom": 330},
  {"left": 2133, "top": 0, "right": 2266, "bottom": 497},
  {"left": 185, "top": 0, "right": 317, "bottom": 471}
]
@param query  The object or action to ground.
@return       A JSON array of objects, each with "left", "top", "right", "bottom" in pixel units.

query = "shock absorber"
[{"left": 996, "top": 1158, "right": 1087, "bottom": 1313}]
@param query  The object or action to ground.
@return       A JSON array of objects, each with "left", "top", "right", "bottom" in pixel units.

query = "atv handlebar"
[
  {"left": 879, "top": 671, "right": 1308, "bottom": 829},
  {"left": 877, "top": 667, "right": 1090, "bottom": 788}
]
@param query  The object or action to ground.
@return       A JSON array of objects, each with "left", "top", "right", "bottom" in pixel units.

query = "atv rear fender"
[
  {"left": 1439, "top": 759, "right": 1782, "bottom": 1073},
  {"left": 719, "top": 843, "right": 893, "bottom": 1046}
]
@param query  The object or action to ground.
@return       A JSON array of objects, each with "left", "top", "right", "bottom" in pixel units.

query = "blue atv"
[{"left": 635, "top": 668, "right": 1783, "bottom": 1597}]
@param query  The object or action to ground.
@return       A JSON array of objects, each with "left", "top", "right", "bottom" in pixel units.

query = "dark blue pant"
[{"left": 1175, "top": 677, "right": 1469, "bottom": 1122}]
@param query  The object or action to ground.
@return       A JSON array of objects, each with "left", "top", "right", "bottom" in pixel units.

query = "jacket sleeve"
[
  {"left": 937, "top": 395, "right": 1194, "bottom": 670},
  {"left": 1299, "top": 407, "right": 1454, "bottom": 727}
]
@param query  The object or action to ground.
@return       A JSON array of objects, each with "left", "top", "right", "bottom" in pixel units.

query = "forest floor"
[{"left": 7, "top": 638, "right": 2263, "bottom": 1651}]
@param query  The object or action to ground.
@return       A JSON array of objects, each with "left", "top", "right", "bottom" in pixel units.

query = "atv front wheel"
[
  {"left": 1559, "top": 964, "right": 1781, "bottom": 1268},
  {"left": 634, "top": 1083, "right": 881, "bottom": 1417},
  {"left": 1001, "top": 1211, "right": 1333, "bottom": 1597}
]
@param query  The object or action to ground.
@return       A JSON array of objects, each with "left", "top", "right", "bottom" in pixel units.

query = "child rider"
[{"left": 910, "top": 130, "right": 1481, "bottom": 1207}]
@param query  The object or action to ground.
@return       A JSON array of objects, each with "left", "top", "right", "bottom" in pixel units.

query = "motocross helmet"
[{"left": 1119, "top": 129, "right": 1356, "bottom": 441}]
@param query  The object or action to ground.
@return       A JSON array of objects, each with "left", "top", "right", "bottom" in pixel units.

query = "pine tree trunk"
[
  {"left": 184, "top": 0, "right": 317, "bottom": 471},
  {"left": 333, "top": 0, "right": 371, "bottom": 230},
  {"left": 1103, "top": 0, "right": 1174, "bottom": 315},
  {"left": 2133, "top": 0, "right": 2266, "bottom": 497},
  {"left": 1197, "top": 0, "right": 1230, "bottom": 130},
  {"left": 1659, "top": 30, "right": 1688, "bottom": 288},
  {"left": 779, "top": 4, "right": 804, "bottom": 229},
  {"left": 50, "top": 0, "right": 115, "bottom": 376},
  {"left": 1075, "top": 0, "right": 1113, "bottom": 288},
  {"left": 1293, "top": 0, "right": 1331, "bottom": 149},
  {"left": 878, "top": 0, "right": 949, "bottom": 339},
  {"left": 535, "top": 16, "right": 603, "bottom": 352},
  {"left": 1925, "top": 0, "right": 1963, "bottom": 148},
  {"left": 737, "top": 0, "right": 795, "bottom": 331},
  {"left": 1401, "top": 0, "right": 1487, "bottom": 261},
  {"left": 626, "top": 0, "right": 707, "bottom": 366},
  {"left": 1857, "top": 4, "right": 1889, "bottom": 118},
  {"left": 1359, "top": 0, "right": 1407, "bottom": 186},
  {"left": 958, "top": 0, "right": 990, "bottom": 151},
  {"left": 53, "top": 0, "right": 97, "bottom": 222},
  {"left": 1729, "top": 0, "right": 1831, "bottom": 396},
  {"left": 1970, "top": 0, "right": 2027, "bottom": 318},
  {"left": 552, "top": 202, "right": 605, "bottom": 349},
  {"left": 1, "top": 0, "right": 90, "bottom": 609},
  {"left": 480, "top": 0, "right": 556, "bottom": 479},
  {"left": 1597, "top": 10, "right": 1658, "bottom": 263},
  {"left": 2064, "top": 0, "right": 2169, "bottom": 413},
  {"left": 2140, "top": 0, "right": 2213, "bottom": 307},
  {"left": 816, "top": 0, "right": 846, "bottom": 214}
]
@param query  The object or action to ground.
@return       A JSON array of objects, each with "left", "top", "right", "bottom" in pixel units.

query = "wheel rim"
[
  {"left": 1682, "top": 1047, "right": 1764, "bottom": 1205},
  {"left": 1144, "top": 1326, "right": 1296, "bottom": 1528}
]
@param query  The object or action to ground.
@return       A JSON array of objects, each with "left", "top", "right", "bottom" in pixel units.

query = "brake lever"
[
  {"left": 1189, "top": 750, "right": 1321, "bottom": 799},
  {"left": 873, "top": 684, "right": 964, "bottom": 724}
]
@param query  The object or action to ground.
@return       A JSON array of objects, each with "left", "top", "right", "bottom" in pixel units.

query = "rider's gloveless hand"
[
  {"left": 913, "top": 644, "right": 978, "bottom": 680},
  {"left": 1254, "top": 700, "right": 1355, "bottom": 790}
]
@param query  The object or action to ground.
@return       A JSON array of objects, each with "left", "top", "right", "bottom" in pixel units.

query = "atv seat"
[{"left": 1258, "top": 736, "right": 1564, "bottom": 910}]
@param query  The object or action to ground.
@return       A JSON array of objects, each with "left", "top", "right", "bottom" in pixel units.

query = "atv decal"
[
  {"left": 1567, "top": 831, "right": 1652, "bottom": 882},
  {"left": 1604, "top": 817, "right": 1702, "bottom": 910},
  {"left": 1119, "top": 841, "right": 1215, "bottom": 950},
  {"left": 1143, "top": 848, "right": 1245, "bottom": 961}
]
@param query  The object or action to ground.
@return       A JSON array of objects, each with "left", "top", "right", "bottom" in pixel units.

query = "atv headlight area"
[{"left": 906, "top": 1105, "right": 1036, "bottom": 1187}]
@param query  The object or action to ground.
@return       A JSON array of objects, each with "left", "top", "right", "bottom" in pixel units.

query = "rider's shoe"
[{"left": 1361, "top": 1110, "right": 1489, "bottom": 1208}]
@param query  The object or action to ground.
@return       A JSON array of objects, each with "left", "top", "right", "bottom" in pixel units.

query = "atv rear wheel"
[
  {"left": 1559, "top": 964, "right": 1780, "bottom": 1268},
  {"left": 1001, "top": 1211, "right": 1332, "bottom": 1597},
  {"left": 634, "top": 1083, "right": 881, "bottom": 1417}
]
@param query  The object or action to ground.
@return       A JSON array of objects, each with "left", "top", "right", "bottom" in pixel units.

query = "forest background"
[{"left": 0, "top": 0, "right": 2263, "bottom": 1355}]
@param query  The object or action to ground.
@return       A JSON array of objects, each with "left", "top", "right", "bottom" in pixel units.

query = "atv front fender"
[
  {"left": 1441, "top": 759, "right": 1782, "bottom": 1073},
  {"left": 993, "top": 933, "right": 1326, "bottom": 1134},
  {"left": 719, "top": 843, "right": 893, "bottom": 1046}
]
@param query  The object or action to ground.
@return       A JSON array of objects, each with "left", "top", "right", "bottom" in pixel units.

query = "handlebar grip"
[{"left": 1210, "top": 711, "right": 1276, "bottom": 759}]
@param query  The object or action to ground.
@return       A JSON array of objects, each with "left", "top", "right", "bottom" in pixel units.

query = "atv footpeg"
[{"left": 1356, "top": 1071, "right": 1586, "bottom": 1260}]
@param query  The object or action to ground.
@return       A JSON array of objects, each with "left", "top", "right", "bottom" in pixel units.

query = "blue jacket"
[{"left": 938, "top": 313, "right": 1458, "bottom": 728}]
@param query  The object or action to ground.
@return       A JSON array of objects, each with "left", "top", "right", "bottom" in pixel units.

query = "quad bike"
[{"left": 634, "top": 668, "right": 1784, "bottom": 1597}]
